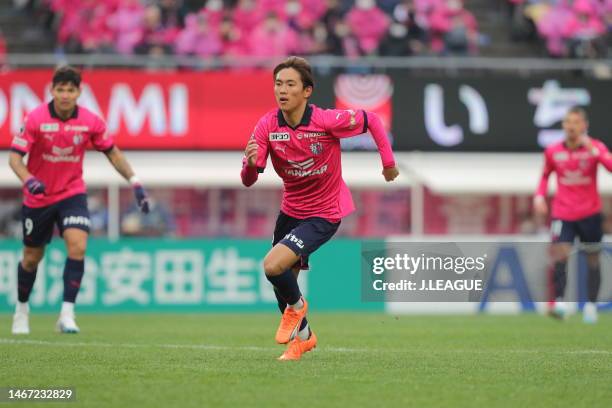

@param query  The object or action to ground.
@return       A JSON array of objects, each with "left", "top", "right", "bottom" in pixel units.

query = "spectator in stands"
[
  {"left": 175, "top": 12, "right": 223, "bottom": 57},
  {"left": 232, "top": 0, "right": 263, "bottom": 35},
  {"left": 563, "top": 0, "right": 607, "bottom": 58},
  {"left": 158, "top": 0, "right": 186, "bottom": 30},
  {"left": 34, "top": 0, "right": 498, "bottom": 59},
  {"left": 536, "top": 0, "right": 574, "bottom": 57},
  {"left": 107, "top": 0, "right": 145, "bottom": 55},
  {"left": 346, "top": 0, "right": 390, "bottom": 55},
  {"left": 135, "top": 5, "right": 179, "bottom": 56},
  {"left": 54, "top": 0, "right": 110, "bottom": 53},
  {"left": 429, "top": 0, "right": 479, "bottom": 55},
  {"left": 219, "top": 16, "right": 250, "bottom": 57},
  {"left": 249, "top": 11, "right": 301, "bottom": 57},
  {"left": 380, "top": 0, "right": 427, "bottom": 56},
  {"left": 200, "top": 0, "right": 225, "bottom": 29}
]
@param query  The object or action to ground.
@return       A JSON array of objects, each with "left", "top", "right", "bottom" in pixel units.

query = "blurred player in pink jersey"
[
  {"left": 9, "top": 66, "right": 150, "bottom": 334},
  {"left": 534, "top": 107, "right": 612, "bottom": 323},
  {"left": 241, "top": 57, "right": 399, "bottom": 360}
]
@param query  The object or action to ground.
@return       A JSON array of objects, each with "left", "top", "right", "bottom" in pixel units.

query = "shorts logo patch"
[
  {"left": 40, "top": 123, "right": 59, "bottom": 132},
  {"left": 284, "top": 233, "right": 304, "bottom": 249},
  {"left": 63, "top": 216, "right": 90, "bottom": 227},
  {"left": 269, "top": 132, "right": 290, "bottom": 141}
]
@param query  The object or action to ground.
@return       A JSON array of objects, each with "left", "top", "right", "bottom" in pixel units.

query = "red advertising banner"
[{"left": 0, "top": 70, "right": 276, "bottom": 150}]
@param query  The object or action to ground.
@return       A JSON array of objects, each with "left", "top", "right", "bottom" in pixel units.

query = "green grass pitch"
[{"left": 1, "top": 313, "right": 611, "bottom": 408}]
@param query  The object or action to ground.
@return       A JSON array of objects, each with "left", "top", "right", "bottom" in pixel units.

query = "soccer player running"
[
  {"left": 534, "top": 107, "right": 612, "bottom": 323},
  {"left": 9, "top": 66, "right": 150, "bottom": 334},
  {"left": 241, "top": 57, "right": 399, "bottom": 360}
]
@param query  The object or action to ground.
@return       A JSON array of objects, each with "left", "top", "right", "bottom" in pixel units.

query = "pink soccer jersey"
[
  {"left": 241, "top": 104, "right": 396, "bottom": 221},
  {"left": 536, "top": 138, "right": 612, "bottom": 221},
  {"left": 10, "top": 102, "right": 114, "bottom": 208}
]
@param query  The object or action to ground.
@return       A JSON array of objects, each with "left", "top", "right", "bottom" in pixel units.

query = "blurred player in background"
[
  {"left": 241, "top": 56, "right": 399, "bottom": 360},
  {"left": 9, "top": 66, "right": 150, "bottom": 334},
  {"left": 534, "top": 107, "right": 612, "bottom": 323}
]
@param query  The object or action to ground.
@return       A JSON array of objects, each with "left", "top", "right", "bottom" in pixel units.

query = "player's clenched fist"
[
  {"left": 382, "top": 166, "right": 399, "bottom": 182},
  {"left": 25, "top": 176, "right": 46, "bottom": 195},
  {"left": 245, "top": 139, "right": 258, "bottom": 167}
]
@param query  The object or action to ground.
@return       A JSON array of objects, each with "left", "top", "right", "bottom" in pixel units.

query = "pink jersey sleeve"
[
  {"left": 593, "top": 140, "right": 612, "bottom": 171},
  {"left": 535, "top": 148, "right": 554, "bottom": 197},
  {"left": 324, "top": 108, "right": 368, "bottom": 139},
  {"left": 10, "top": 115, "right": 37, "bottom": 155},
  {"left": 324, "top": 108, "right": 395, "bottom": 168},
  {"left": 366, "top": 111, "right": 396, "bottom": 169},
  {"left": 90, "top": 115, "right": 114, "bottom": 152},
  {"left": 240, "top": 116, "right": 270, "bottom": 186}
]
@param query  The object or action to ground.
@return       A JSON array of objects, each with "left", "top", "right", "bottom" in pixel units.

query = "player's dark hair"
[
  {"left": 52, "top": 66, "right": 81, "bottom": 88},
  {"left": 273, "top": 56, "right": 314, "bottom": 90},
  {"left": 567, "top": 106, "right": 588, "bottom": 122}
]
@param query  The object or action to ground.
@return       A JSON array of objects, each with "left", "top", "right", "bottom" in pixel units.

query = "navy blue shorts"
[
  {"left": 551, "top": 212, "right": 603, "bottom": 249},
  {"left": 272, "top": 211, "right": 340, "bottom": 270},
  {"left": 22, "top": 194, "right": 90, "bottom": 247}
]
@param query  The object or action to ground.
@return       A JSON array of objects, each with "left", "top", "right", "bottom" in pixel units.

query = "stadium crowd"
[
  {"left": 22, "top": 0, "right": 481, "bottom": 57},
  {"left": 508, "top": 0, "right": 611, "bottom": 58}
]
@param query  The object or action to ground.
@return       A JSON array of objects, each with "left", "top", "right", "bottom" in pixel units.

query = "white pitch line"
[{"left": 0, "top": 338, "right": 611, "bottom": 355}]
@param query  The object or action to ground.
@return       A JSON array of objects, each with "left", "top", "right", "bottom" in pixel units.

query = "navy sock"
[
  {"left": 17, "top": 263, "right": 37, "bottom": 303},
  {"left": 552, "top": 261, "right": 567, "bottom": 299},
  {"left": 273, "top": 288, "right": 308, "bottom": 330},
  {"left": 63, "top": 258, "right": 85, "bottom": 303},
  {"left": 266, "top": 269, "right": 301, "bottom": 306},
  {"left": 587, "top": 264, "right": 601, "bottom": 303}
]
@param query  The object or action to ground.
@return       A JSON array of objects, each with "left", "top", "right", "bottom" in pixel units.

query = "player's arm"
[
  {"left": 326, "top": 109, "right": 398, "bottom": 182},
  {"left": 534, "top": 149, "right": 554, "bottom": 216},
  {"left": 9, "top": 117, "right": 46, "bottom": 195},
  {"left": 586, "top": 138, "right": 612, "bottom": 171},
  {"left": 241, "top": 119, "right": 269, "bottom": 187},
  {"left": 365, "top": 111, "right": 398, "bottom": 182},
  {"left": 8, "top": 151, "right": 30, "bottom": 183},
  {"left": 241, "top": 139, "right": 259, "bottom": 187},
  {"left": 104, "top": 146, "right": 150, "bottom": 214}
]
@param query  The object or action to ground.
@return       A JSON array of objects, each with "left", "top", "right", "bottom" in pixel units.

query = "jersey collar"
[
  {"left": 277, "top": 104, "right": 313, "bottom": 130},
  {"left": 48, "top": 101, "right": 79, "bottom": 122}
]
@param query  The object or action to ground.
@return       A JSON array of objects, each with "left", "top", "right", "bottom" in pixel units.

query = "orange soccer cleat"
[
  {"left": 278, "top": 331, "right": 318, "bottom": 361},
  {"left": 275, "top": 297, "right": 308, "bottom": 344}
]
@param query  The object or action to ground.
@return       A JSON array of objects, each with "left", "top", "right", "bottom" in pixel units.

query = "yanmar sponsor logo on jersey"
[
  {"left": 42, "top": 145, "right": 80, "bottom": 163},
  {"left": 269, "top": 132, "right": 290, "bottom": 141},
  {"left": 559, "top": 170, "right": 591, "bottom": 186},
  {"left": 284, "top": 158, "right": 328, "bottom": 177}
]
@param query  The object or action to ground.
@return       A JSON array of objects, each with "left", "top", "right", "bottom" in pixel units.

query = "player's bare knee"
[
  {"left": 551, "top": 244, "right": 571, "bottom": 263},
  {"left": 22, "top": 247, "right": 44, "bottom": 271},
  {"left": 263, "top": 258, "right": 284, "bottom": 277},
  {"left": 21, "top": 258, "right": 41, "bottom": 272},
  {"left": 586, "top": 252, "right": 600, "bottom": 269},
  {"left": 66, "top": 240, "right": 87, "bottom": 259}
]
